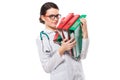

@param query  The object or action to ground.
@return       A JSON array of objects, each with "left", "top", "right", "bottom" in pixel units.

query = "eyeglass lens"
[{"left": 48, "top": 14, "right": 61, "bottom": 20}]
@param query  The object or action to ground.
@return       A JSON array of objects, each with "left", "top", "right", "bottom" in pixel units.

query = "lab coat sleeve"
[
  {"left": 80, "top": 38, "right": 89, "bottom": 59},
  {"left": 36, "top": 38, "right": 65, "bottom": 73}
]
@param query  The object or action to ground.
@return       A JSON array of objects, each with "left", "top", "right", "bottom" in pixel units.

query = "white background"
[{"left": 0, "top": 0, "right": 120, "bottom": 80}]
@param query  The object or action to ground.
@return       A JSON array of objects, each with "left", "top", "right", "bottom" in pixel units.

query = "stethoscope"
[{"left": 40, "top": 31, "right": 53, "bottom": 53}]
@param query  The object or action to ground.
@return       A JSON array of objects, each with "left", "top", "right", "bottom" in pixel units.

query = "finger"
[
  {"left": 72, "top": 40, "right": 76, "bottom": 44},
  {"left": 81, "top": 19, "right": 87, "bottom": 26},
  {"left": 81, "top": 22, "right": 83, "bottom": 26},
  {"left": 67, "top": 38, "right": 75, "bottom": 43},
  {"left": 70, "top": 40, "right": 76, "bottom": 46},
  {"left": 80, "top": 18, "right": 87, "bottom": 23},
  {"left": 63, "top": 38, "right": 68, "bottom": 42}
]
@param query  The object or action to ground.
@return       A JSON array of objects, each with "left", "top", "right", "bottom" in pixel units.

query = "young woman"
[{"left": 36, "top": 2, "right": 89, "bottom": 80}]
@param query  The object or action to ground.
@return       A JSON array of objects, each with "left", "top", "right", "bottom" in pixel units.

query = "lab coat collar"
[{"left": 44, "top": 28, "right": 56, "bottom": 34}]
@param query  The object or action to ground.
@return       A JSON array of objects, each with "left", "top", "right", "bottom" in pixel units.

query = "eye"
[
  {"left": 45, "top": 14, "right": 61, "bottom": 20},
  {"left": 49, "top": 15, "right": 55, "bottom": 18},
  {"left": 56, "top": 14, "right": 61, "bottom": 18}
]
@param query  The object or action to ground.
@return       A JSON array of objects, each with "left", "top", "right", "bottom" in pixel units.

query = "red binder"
[
  {"left": 62, "top": 15, "right": 80, "bottom": 30},
  {"left": 53, "top": 32, "right": 62, "bottom": 45},
  {"left": 61, "top": 15, "right": 80, "bottom": 39},
  {"left": 57, "top": 13, "right": 74, "bottom": 30}
]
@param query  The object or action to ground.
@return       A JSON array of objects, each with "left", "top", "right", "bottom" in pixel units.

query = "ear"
[{"left": 41, "top": 15, "right": 45, "bottom": 21}]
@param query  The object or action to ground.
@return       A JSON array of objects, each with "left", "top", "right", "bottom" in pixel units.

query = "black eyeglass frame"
[{"left": 45, "top": 14, "right": 61, "bottom": 20}]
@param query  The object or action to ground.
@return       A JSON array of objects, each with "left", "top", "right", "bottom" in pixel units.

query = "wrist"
[
  {"left": 82, "top": 32, "right": 88, "bottom": 39},
  {"left": 58, "top": 47, "right": 65, "bottom": 56}
]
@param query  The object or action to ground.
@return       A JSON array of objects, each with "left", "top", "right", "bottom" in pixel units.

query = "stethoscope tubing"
[{"left": 40, "top": 31, "right": 52, "bottom": 53}]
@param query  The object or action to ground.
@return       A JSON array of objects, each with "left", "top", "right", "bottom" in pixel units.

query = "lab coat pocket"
[{"left": 51, "top": 63, "right": 67, "bottom": 80}]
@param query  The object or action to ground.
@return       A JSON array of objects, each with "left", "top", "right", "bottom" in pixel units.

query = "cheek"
[
  {"left": 46, "top": 21, "right": 58, "bottom": 27},
  {"left": 44, "top": 19, "right": 51, "bottom": 25},
  {"left": 44, "top": 18, "right": 59, "bottom": 27},
  {"left": 46, "top": 21, "right": 53, "bottom": 26}
]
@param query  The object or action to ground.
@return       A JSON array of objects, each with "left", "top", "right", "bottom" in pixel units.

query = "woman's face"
[{"left": 42, "top": 8, "right": 60, "bottom": 30}]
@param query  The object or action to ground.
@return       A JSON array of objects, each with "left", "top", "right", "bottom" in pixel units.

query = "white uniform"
[{"left": 36, "top": 29, "right": 89, "bottom": 80}]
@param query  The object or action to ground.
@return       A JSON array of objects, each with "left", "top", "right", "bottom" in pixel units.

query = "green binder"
[{"left": 69, "top": 15, "right": 86, "bottom": 60}]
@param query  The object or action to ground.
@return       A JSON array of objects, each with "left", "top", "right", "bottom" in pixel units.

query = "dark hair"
[{"left": 39, "top": 2, "right": 59, "bottom": 24}]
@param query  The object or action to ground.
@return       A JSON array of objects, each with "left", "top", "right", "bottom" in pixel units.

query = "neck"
[{"left": 46, "top": 26, "right": 57, "bottom": 31}]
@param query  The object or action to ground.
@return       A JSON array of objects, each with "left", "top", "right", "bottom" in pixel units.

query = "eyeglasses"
[{"left": 45, "top": 14, "right": 61, "bottom": 20}]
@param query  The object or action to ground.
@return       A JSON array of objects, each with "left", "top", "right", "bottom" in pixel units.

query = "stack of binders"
[{"left": 53, "top": 13, "right": 86, "bottom": 60}]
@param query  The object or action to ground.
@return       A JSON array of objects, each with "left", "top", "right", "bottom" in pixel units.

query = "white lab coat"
[{"left": 36, "top": 29, "right": 89, "bottom": 80}]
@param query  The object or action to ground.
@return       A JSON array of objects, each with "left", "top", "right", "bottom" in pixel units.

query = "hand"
[
  {"left": 80, "top": 18, "right": 88, "bottom": 39},
  {"left": 58, "top": 38, "right": 76, "bottom": 56}
]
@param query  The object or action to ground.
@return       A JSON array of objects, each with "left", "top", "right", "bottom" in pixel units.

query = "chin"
[
  {"left": 52, "top": 26, "right": 57, "bottom": 29},
  {"left": 49, "top": 25, "right": 56, "bottom": 29},
  {"left": 52, "top": 24, "right": 57, "bottom": 27}
]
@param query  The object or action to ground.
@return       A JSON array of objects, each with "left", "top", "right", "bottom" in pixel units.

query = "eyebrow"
[{"left": 46, "top": 14, "right": 60, "bottom": 16}]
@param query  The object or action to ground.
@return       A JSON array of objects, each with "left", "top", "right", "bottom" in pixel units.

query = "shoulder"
[
  {"left": 36, "top": 35, "right": 41, "bottom": 45},
  {"left": 36, "top": 35, "right": 40, "bottom": 41},
  {"left": 36, "top": 30, "right": 47, "bottom": 44},
  {"left": 36, "top": 30, "right": 46, "bottom": 41}
]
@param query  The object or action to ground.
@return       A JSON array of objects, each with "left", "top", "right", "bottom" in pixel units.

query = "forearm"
[
  {"left": 80, "top": 38, "right": 89, "bottom": 59},
  {"left": 82, "top": 31, "right": 88, "bottom": 39}
]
